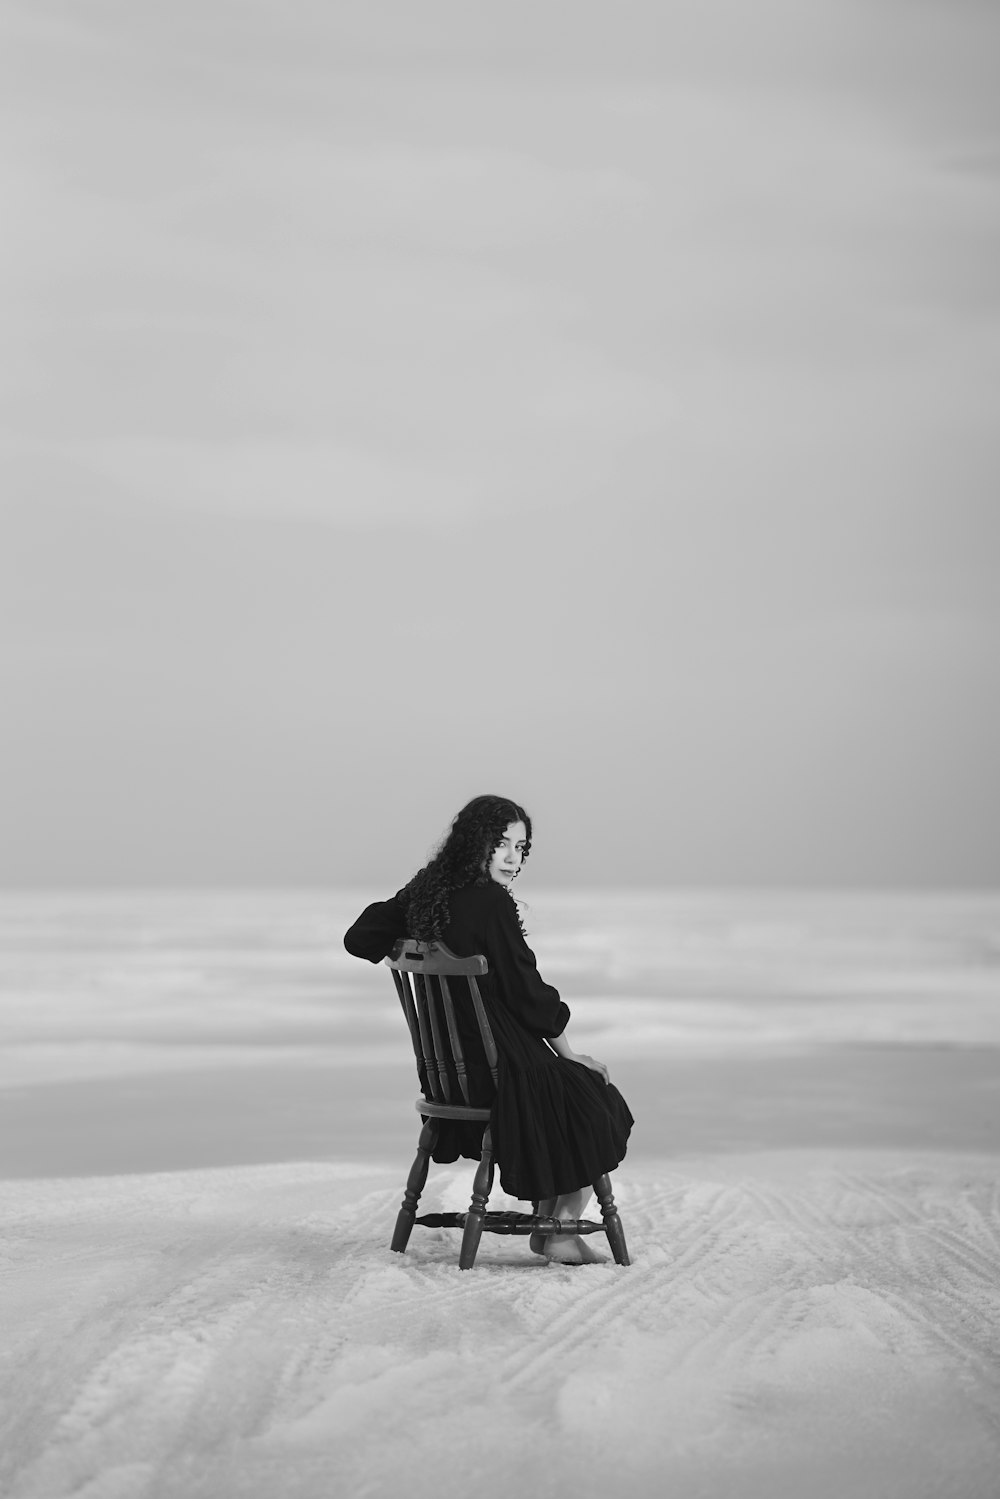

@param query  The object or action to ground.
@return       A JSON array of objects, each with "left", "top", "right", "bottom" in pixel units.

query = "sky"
[{"left": 1, "top": 0, "right": 998, "bottom": 888}]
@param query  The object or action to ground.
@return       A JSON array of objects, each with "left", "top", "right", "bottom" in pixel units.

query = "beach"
[{"left": 2, "top": 890, "right": 999, "bottom": 1497}]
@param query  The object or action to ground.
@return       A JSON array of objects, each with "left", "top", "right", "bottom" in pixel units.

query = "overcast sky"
[{"left": 2, "top": 0, "right": 998, "bottom": 888}]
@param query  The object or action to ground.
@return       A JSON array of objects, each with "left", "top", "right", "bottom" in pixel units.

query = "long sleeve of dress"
[
  {"left": 486, "top": 888, "right": 570, "bottom": 1040},
  {"left": 343, "top": 894, "right": 408, "bottom": 963}
]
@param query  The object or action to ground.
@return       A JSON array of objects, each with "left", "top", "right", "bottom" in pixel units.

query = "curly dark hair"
[{"left": 399, "top": 794, "right": 532, "bottom": 941}]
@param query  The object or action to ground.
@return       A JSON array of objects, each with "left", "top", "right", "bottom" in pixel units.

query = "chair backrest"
[{"left": 385, "top": 939, "right": 498, "bottom": 1106}]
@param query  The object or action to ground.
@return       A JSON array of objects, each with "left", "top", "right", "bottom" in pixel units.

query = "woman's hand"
[
  {"left": 571, "top": 1052, "right": 610, "bottom": 1085},
  {"left": 548, "top": 1030, "right": 610, "bottom": 1082}
]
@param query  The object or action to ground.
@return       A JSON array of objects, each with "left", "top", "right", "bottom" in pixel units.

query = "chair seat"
[{"left": 414, "top": 1098, "right": 492, "bottom": 1122}]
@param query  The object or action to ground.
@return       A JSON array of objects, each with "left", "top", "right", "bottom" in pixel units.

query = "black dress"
[{"left": 343, "top": 881, "right": 633, "bottom": 1201}]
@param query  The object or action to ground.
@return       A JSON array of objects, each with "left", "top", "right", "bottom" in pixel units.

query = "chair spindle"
[
  {"left": 439, "top": 975, "right": 471, "bottom": 1105},
  {"left": 467, "top": 975, "right": 499, "bottom": 1087},
  {"left": 392, "top": 969, "right": 420, "bottom": 1056},
  {"left": 411, "top": 973, "right": 439, "bottom": 1101},
  {"left": 422, "top": 973, "right": 451, "bottom": 1102}
]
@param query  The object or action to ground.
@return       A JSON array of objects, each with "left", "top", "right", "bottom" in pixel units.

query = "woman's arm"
[
  {"left": 486, "top": 890, "right": 611, "bottom": 1078},
  {"left": 343, "top": 893, "right": 408, "bottom": 963},
  {"left": 485, "top": 888, "right": 570, "bottom": 1037}
]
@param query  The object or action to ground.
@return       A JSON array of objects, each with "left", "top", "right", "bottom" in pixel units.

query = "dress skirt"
[{"left": 422, "top": 989, "right": 634, "bottom": 1203}]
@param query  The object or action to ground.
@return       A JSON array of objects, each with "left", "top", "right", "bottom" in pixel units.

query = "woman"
[{"left": 343, "top": 794, "right": 633, "bottom": 1265}]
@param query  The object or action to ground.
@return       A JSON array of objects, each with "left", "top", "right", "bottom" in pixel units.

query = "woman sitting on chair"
[{"left": 343, "top": 793, "right": 633, "bottom": 1265}]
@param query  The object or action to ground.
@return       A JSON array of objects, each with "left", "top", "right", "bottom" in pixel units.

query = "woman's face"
[{"left": 487, "top": 820, "right": 527, "bottom": 886}]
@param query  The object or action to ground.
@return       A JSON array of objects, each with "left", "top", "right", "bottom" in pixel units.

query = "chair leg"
[
  {"left": 391, "top": 1117, "right": 439, "bottom": 1253},
  {"left": 594, "top": 1173, "right": 630, "bottom": 1266},
  {"left": 459, "top": 1125, "right": 495, "bottom": 1270}
]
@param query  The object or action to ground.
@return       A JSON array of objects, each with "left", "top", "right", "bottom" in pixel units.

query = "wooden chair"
[{"left": 386, "top": 938, "right": 630, "bottom": 1270}]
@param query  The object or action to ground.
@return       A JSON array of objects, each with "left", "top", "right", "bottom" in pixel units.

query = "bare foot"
[
  {"left": 543, "top": 1234, "right": 585, "bottom": 1264},
  {"left": 529, "top": 1230, "right": 549, "bottom": 1256},
  {"left": 543, "top": 1234, "right": 605, "bottom": 1265}
]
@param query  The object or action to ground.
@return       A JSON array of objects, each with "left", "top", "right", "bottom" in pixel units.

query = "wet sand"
[{"left": 2, "top": 1044, "right": 998, "bottom": 1178}]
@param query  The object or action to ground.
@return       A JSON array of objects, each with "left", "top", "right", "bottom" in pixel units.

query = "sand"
[{"left": 3, "top": 1152, "right": 999, "bottom": 1499}]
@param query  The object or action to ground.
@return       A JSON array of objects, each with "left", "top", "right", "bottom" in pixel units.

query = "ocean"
[{"left": 2, "top": 888, "right": 998, "bottom": 1177}]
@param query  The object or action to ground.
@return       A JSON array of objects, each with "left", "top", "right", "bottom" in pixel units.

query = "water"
[{"left": 1, "top": 888, "right": 998, "bottom": 1176}]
